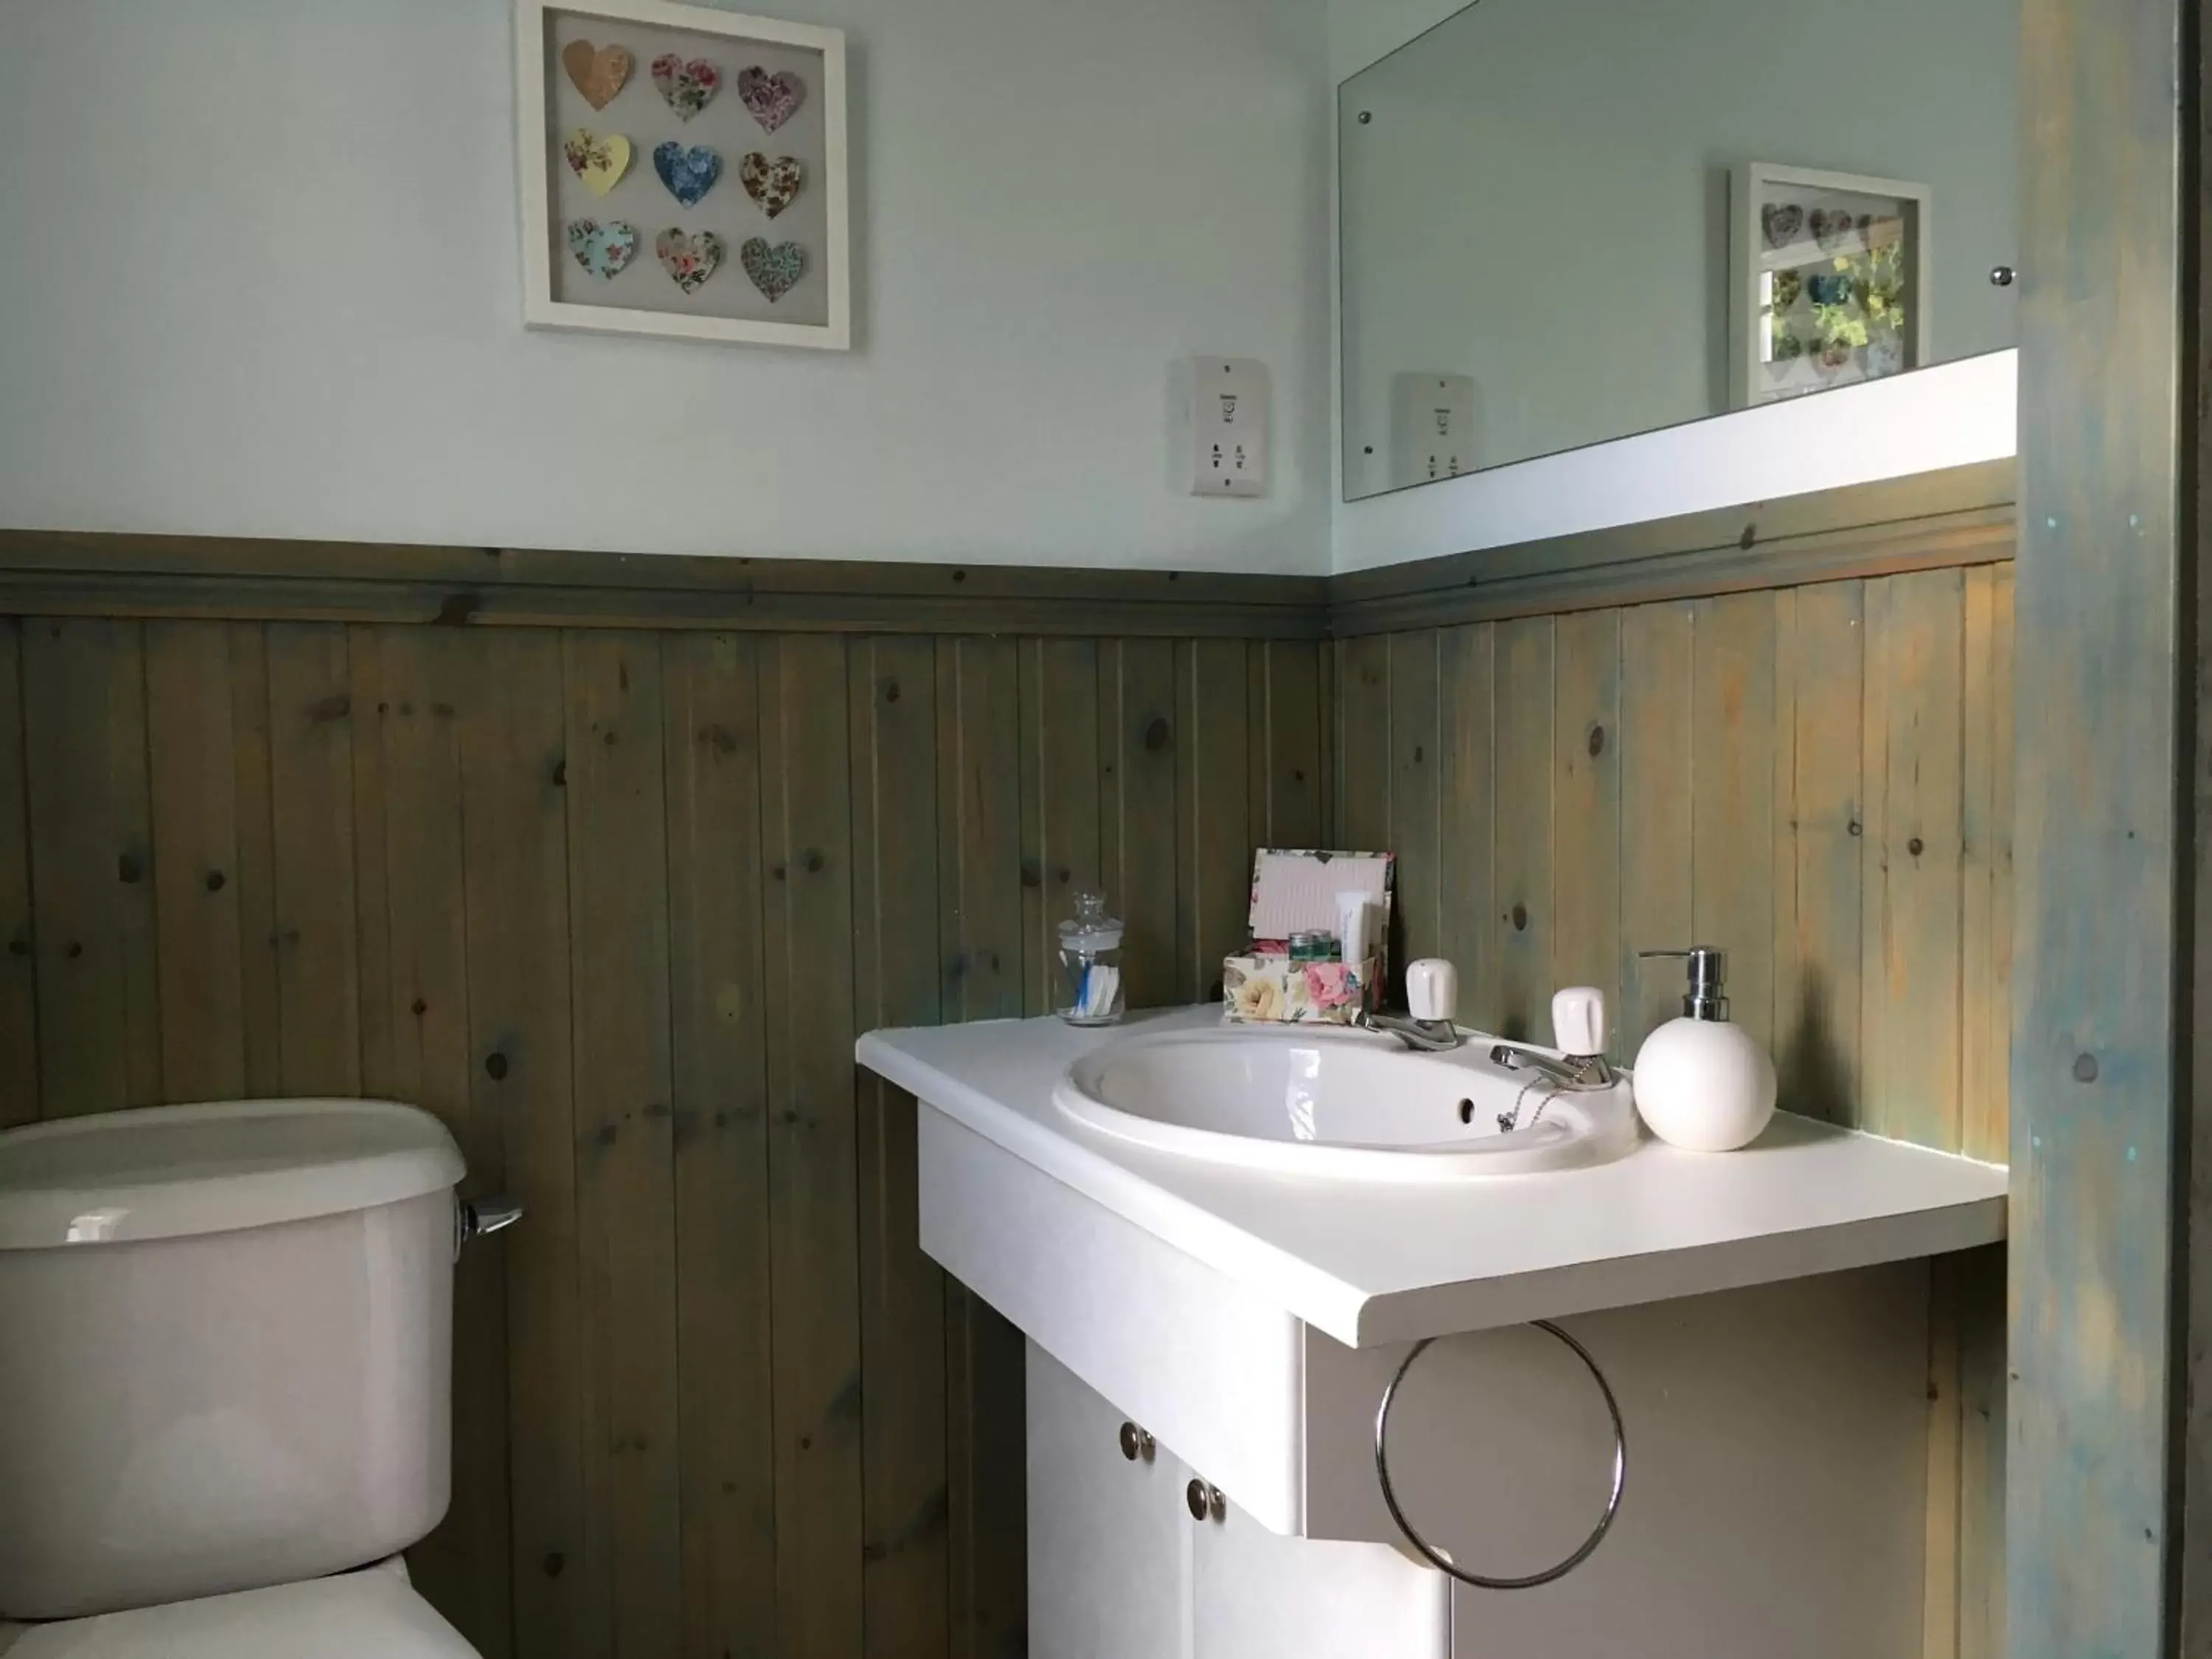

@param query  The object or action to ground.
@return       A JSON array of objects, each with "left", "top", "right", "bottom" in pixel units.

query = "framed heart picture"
[
  {"left": 515, "top": 0, "right": 850, "bottom": 349},
  {"left": 1728, "top": 161, "right": 1930, "bottom": 409}
]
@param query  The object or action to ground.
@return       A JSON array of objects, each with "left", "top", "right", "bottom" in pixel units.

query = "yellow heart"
[{"left": 562, "top": 128, "right": 631, "bottom": 198}]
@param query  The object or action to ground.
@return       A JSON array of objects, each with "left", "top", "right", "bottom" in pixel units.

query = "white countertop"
[{"left": 856, "top": 1006, "right": 2009, "bottom": 1349}]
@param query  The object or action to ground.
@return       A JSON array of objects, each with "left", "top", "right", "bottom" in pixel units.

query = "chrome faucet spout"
[
  {"left": 1360, "top": 1011, "right": 1464, "bottom": 1052},
  {"left": 1488, "top": 1042, "right": 1615, "bottom": 1091}
]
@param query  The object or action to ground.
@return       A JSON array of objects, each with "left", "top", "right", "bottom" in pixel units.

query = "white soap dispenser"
[{"left": 1630, "top": 947, "right": 1776, "bottom": 1151}]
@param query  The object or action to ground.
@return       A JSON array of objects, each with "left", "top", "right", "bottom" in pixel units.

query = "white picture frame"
[
  {"left": 1729, "top": 161, "right": 1931, "bottom": 408},
  {"left": 515, "top": 0, "right": 851, "bottom": 350}
]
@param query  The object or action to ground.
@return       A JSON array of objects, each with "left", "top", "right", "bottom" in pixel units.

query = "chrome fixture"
[
  {"left": 1487, "top": 1043, "right": 1613, "bottom": 1092},
  {"left": 1186, "top": 1478, "right": 1225, "bottom": 1523},
  {"left": 1373, "top": 1321, "right": 1627, "bottom": 1590},
  {"left": 1118, "top": 1422, "right": 1155, "bottom": 1463},
  {"left": 1361, "top": 1010, "right": 1463, "bottom": 1052},
  {"left": 456, "top": 1195, "right": 524, "bottom": 1255},
  {"left": 1359, "top": 957, "right": 1464, "bottom": 1051}
]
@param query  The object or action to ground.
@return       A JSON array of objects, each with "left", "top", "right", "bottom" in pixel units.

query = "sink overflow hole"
[{"left": 1457, "top": 1098, "right": 1475, "bottom": 1124}]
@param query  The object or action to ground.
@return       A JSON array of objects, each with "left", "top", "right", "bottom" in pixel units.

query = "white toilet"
[{"left": 0, "top": 1098, "right": 508, "bottom": 1656}]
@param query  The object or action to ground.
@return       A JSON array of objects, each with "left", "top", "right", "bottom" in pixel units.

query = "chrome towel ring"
[{"left": 1371, "top": 1319, "right": 1627, "bottom": 1590}]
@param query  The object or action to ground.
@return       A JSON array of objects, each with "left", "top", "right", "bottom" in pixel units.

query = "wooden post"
[{"left": 2012, "top": 0, "right": 2194, "bottom": 1651}]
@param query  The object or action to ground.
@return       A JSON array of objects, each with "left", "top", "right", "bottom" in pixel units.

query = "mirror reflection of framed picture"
[{"left": 1730, "top": 162, "right": 1931, "bottom": 408}]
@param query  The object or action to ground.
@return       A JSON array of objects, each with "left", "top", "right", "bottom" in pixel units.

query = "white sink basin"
[{"left": 1053, "top": 1023, "right": 1641, "bottom": 1181}]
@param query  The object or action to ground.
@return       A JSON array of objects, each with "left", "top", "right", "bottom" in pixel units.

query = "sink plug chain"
[{"left": 1497, "top": 1076, "right": 1562, "bottom": 1135}]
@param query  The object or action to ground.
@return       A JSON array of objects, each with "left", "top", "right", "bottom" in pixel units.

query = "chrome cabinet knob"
[
  {"left": 1185, "top": 1478, "right": 1225, "bottom": 1522},
  {"left": 1989, "top": 265, "right": 2017, "bottom": 287},
  {"left": 1118, "top": 1422, "right": 1155, "bottom": 1463}
]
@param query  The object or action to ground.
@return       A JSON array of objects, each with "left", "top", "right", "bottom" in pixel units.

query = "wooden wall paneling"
[
  {"left": 1549, "top": 611, "right": 1621, "bottom": 1037},
  {"left": 452, "top": 630, "right": 589, "bottom": 1659},
  {"left": 851, "top": 635, "right": 951, "bottom": 1658},
  {"left": 1387, "top": 632, "right": 1441, "bottom": 971},
  {"left": 1316, "top": 639, "right": 1337, "bottom": 847},
  {"left": 1961, "top": 566, "right": 2014, "bottom": 1164},
  {"left": 946, "top": 1286, "right": 1026, "bottom": 1659},
  {"left": 1488, "top": 617, "right": 1554, "bottom": 1042},
  {"left": 263, "top": 624, "right": 361, "bottom": 1095},
  {"left": 1954, "top": 1243, "right": 2008, "bottom": 1659},
  {"left": 1335, "top": 633, "right": 1390, "bottom": 855},
  {"left": 1252, "top": 640, "right": 1326, "bottom": 849},
  {"left": 562, "top": 629, "right": 682, "bottom": 1658},
  {"left": 1436, "top": 625, "right": 1495, "bottom": 1014},
  {"left": 355, "top": 628, "right": 509, "bottom": 1655},
  {"left": 144, "top": 622, "right": 248, "bottom": 1102},
  {"left": 1687, "top": 594, "right": 1777, "bottom": 1056},
  {"left": 2015, "top": 0, "right": 2188, "bottom": 1641},
  {"left": 1924, "top": 1256, "right": 1964, "bottom": 1659},
  {"left": 1616, "top": 603, "right": 1695, "bottom": 1058},
  {"left": 931, "top": 634, "right": 1029, "bottom": 1658},
  {"left": 937, "top": 638, "right": 1024, "bottom": 1023},
  {"left": 345, "top": 627, "right": 395, "bottom": 1113},
  {"left": 1097, "top": 639, "right": 1178, "bottom": 1009},
  {"left": 0, "top": 619, "right": 36, "bottom": 1125},
  {"left": 1860, "top": 569, "right": 1966, "bottom": 1152},
  {"left": 1019, "top": 639, "right": 1102, "bottom": 1016},
  {"left": 223, "top": 623, "right": 281, "bottom": 1096},
  {"left": 1955, "top": 568, "right": 2012, "bottom": 1659},
  {"left": 21, "top": 619, "right": 160, "bottom": 1116},
  {"left": 758, "top": 634, "right": 866, "bottom": 1659},
  {"left": 661, "top": 633, "right": 780, "bottom": 1659},
  {"left": 1178, "top": 639, "right": 1251, "bottom": 1001},
  {"left": 1770, "top": 582, "right": 1866, "bottom": 1125}
]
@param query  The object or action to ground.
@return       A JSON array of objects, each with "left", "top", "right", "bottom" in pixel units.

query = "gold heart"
[
  {"left": 561, "top": 40, "right": 633, "bottom": 111},
  {"left": 563, "top": 128, "right": 632, "bottom": 197}
]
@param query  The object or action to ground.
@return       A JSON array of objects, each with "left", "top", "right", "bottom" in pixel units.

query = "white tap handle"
[
  {"left": 1405, "top": 959, "right": 1458, "bottom": 1024},
  {"left": 1551, "top": 987, "right": 1607, "bottom": 1058}
]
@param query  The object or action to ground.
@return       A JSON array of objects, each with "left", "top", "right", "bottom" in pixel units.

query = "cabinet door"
[
  {"left": 1192, "top": 1491, "right": 1448, "bottom": 1659},
  {"left": 1027, "top": 1341, "right": 1194, "bottom": 1659}
]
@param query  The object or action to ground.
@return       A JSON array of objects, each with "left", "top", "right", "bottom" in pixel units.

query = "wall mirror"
[{"left": 1338, "top": 0, "right": 2019, "bottom": 501}]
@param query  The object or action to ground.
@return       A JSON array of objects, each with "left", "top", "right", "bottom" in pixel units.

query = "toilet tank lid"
[{"left": 0, "top": 1100, "right": 465, "bottom": 1249}]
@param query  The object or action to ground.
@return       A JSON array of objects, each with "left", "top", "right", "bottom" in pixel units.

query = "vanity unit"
[{"left": 857, "top": 1006, "right": 2008, "bottom": 1658}]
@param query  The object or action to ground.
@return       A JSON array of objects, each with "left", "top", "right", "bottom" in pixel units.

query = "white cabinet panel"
[
  {"left": 1192, "top": 1495, "right": 1447, "bottom": 1659},
  {"left": 1028, "top": 1343, "right": 1193, "bottom": 1659}
]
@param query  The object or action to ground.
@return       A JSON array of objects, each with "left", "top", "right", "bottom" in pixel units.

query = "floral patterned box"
[
  {"left": 1220, "top": 847, "right": 1395, "bottom": 1025},
  {"left": 1222, "top": 955, "right": 1376, "bottom": 1026}
]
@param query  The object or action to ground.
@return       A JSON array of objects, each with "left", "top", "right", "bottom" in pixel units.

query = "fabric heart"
[
  {"left": 567, "top": 218, "right": 639, "bottom": 279},
  {"left": 561, "top": 40, "right": 633, "bottom": 111},
  {"left": 652, "top": 54, "right": 722, "bottom": 119},
  {"left": 563, "top": 128, "right": 631, "bottom": 197},
  {"left": 737, "top": 66, "right": 805, "bottom": 132},
  {"left": 1760, "top": 203, "right": 1804, "bottom": 248},
  {"left": 655, "top": 228, "right": 726, "bottom": 293},
  {"left": 652, "top": 142, "right": 722, "bottom": 206},
  {"left": 1806, "top": 271, "right": 1854, "bottom": 307},
  {"left": 1809, "top": 209, "right": 1864, "bottom": 252},
  {"left": 740, "top": 152, "right": 802, "bottom": 218},
  {"left": 740, "top": 236, "right": 804, "bottom": 302}
]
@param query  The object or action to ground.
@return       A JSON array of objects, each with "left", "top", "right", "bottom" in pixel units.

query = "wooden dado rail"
[
  {"left": 0, "top": 458, "right": 2013, "bottom": 639},
  {"left": 0, "top": 457, "right": 2015, "bottom": 1659}
]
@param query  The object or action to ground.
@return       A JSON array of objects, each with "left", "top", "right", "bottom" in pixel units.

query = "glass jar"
[{"left": 1057, "top": 891, "right": 1126, "bottom": 1026}]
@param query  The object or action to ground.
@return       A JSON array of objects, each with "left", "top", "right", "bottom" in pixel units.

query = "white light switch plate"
[
  {"left": 1185, "top": 356, "right": 1268, "bottom": 497},
  {"left": 1390, "top": 372, "right": 1475, "bottom": 488}
]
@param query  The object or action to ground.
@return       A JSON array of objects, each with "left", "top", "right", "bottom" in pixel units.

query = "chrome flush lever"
[{"left": 459, "top": 1195, "right": 525, "bottom": 1249}]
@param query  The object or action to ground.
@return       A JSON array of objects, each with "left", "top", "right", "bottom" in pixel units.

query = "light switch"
[
  {"left": 1390, "top": 372, "right": 1476, "bottom": 488},
  {"left": 1186, "top": 356, "right": 1268, "bottom": 498}
]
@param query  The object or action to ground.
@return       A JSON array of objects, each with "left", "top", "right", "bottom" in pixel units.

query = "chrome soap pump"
[{"left": 1630, "top": 947, "right": 1776, "bottom": 1151}]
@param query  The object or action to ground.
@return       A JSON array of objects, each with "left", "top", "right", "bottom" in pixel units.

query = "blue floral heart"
[
  {"left": 653, "top": 142, "right": 722, "bottom": 206},
  {"left": 566, "top": 218, "right": 639, "bottom": 280},
  {"left": 1806, "top": 271, "right": 1854, "bottom": 307}
]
